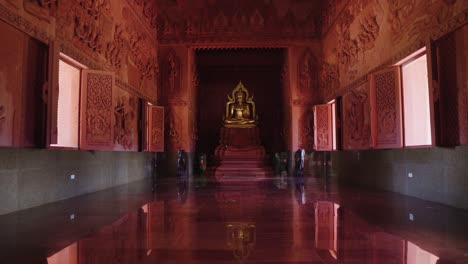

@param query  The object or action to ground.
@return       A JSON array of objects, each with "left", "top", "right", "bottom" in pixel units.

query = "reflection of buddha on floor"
[{"left": 224, "top": 82, "right": 257, "bottom": 128}]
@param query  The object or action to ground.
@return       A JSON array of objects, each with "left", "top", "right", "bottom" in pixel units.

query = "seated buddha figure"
[{"left": 224, "top": 82, "right": 257, "bottom": 128}]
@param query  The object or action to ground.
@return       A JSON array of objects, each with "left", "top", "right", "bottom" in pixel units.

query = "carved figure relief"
[
  {"left": 126, "top": 20, "right": 158, "bottom": 85},
  {"left": 342, "top": 82, "right": 371, "bottom": 150},
  {"left": 163, "top": 51, "right": 181, "bottom": 97},
  {"left": 114, "top": 94, "right": 137, "bottom": 150},
  {"left": 150, "top": 106, "right": 164, "bottom": 152},
  {"left": 335, "top": 1, "right": 381, "bottom": 70},
  {"left": 167, "top": 107, "right": 182, "bottom": 151},
  {"left": 73, "top": 0, "right": 111, "bottom": 53},
  {"left": 320, "top": 62, "right": 340, "bottom": 100},
  {"left": 358, "top": 11, "right": 380, "bottom": 50},
  {"left": 297, "top": 49, "right": 317, "bottom": 96},
  {"left": 157, "top": 1, "right": 320, "bottom": 44},
  {"left": 105, "top": 25, "right": 128, "bottom": 70}
]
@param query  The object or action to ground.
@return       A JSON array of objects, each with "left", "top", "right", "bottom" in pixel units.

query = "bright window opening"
[
  {"left": 47, "top": 242, "right": 77, "bottom": 264},
  {"left": 407, "top": 241, "right": 439, "bottom": 264},
  {"left": 51, "top": 57, "right": 81, "bottom": 148},
  {"left": 328, "top": 100, "right": 337, "bottom": 150},
  {"left": 401, "top": 54, "right": 432, "bottom": 147}
]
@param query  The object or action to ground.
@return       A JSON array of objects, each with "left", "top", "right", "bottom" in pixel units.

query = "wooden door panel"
[
  {"left": 80, "top": 70, "right": 115, "bottom": 150},
  {"left": 342, "top": 81, "right": 372, "bottom": 150},
  {"left": 314, "top": 104, "right": 332, "bottom": 151},
  {"left": 146, "top": 105, "right": 164, "bottom": 152},
  {"left": 370, "top": 67, "right": 403, "bottom": 149}
]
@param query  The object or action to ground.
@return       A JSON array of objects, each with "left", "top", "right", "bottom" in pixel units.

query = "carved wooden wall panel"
[
  {"left": 0, "top": 19, "right": 46, "bottom": 147},
  {"left": 297, "top": 49, "right": 318, "bottom": 96},
  {"left": 322, "top": 0, "right": 468, "bottom": 92},
  {"left": 315, "top": 201, "right": 335, "bottom": 250},
  {"left": 80, "top": 70, "right": 114, "bottom": 150},
  {"left": 162, "top": 50, "right": 182, "bottom": 98},
  {"left": 298, "top": 108, "right": 314, "bottom": 151},
  {"left": 157, "top": 0, "right": 321, "bottom": 45},
  {"left": 370, "top": 67, "right": 402, "bottom": 149},
  {"left": 342, "top": 81, "right": 372, "bottom": 150},
  {"left": 46, "top": 41, "right": 60, "bottom": 146},
  {"left": 313, "top": 104, "right": 332, "bottom": 151},
  {"left": 113, "top": 86, "right": 138, "bottom": 151},
  {"left": 147, "top": 105, "right": 164, "bottom": 152},
  {"left": 435, "top": 25, "right": 468, "bottom": 146}
]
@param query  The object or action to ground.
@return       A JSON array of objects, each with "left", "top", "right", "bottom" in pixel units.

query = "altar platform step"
[{"left": 212, "top": 166, "right": 273, "bottom": 182}]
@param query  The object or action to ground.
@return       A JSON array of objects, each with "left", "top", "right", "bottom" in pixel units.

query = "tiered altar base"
[{"left": 212, "top": 127, "right": 273, "bottom": 181}]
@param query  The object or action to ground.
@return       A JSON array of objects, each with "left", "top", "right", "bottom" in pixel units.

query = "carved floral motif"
[
  {"left": 315, "top": 105, "right": 330, "bottom": 149},
  {"left": 320, "top": 62, "right": 340, "bottom": 100},
  {"left": 85, "top": 72, "right": 113, "bottom": 144},
  {"left": 374, "top": 69, "right": 400, "bottom": 145},
  {"left": 0, "top": 3, "right": 49, "bottom": 43}
]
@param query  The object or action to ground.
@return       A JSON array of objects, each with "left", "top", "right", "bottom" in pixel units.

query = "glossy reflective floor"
[{"left": 0, "top": 176, "right": 467, "bottom": 264}]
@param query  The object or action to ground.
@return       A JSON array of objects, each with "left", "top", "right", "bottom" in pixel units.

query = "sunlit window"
[
  {"left": 51, "top": 55, "right": 82, "bottom": 148},
  {"left": 47, "top": 243, "right": 77, "bottom": 264},
  {"left": 328, "top": 100, "right": 338, "bottom": 150},
  {"left": 407, "top": 241, "right": 439, "bottom": 264},
  {"left": 401, "top": 52, "right": 433, "bottom": 147}
]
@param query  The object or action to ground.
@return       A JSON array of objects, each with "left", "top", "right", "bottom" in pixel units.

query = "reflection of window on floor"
[
  {"left": 315, "top": 201, "right": 340, "bottom": 259},
  {"left": 47, "top": 242, "right": 77, "bottom": 264},
  {"left": 51, "top": 55, "right": 83, "bottom": 148},
  {"left": 400, "top": 50, "right": 433, "bottom": 147},
  {"left": 407, "top": 241, "right": 439, "bottom": 264}
]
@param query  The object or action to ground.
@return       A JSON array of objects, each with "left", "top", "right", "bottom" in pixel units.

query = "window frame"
[
  {"left": 46, "top": 41, "right": 88, "bottom": 150},
  {"left": 395, "top": 47, "right": 436, "bottom": 148}
]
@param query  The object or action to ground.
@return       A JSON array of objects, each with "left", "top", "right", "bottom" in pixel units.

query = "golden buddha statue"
[{"left": 224, "top": 82, "right": 257, "bottom": 128}]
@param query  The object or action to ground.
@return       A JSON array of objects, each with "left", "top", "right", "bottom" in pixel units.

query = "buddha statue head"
[{"left": 224, "top": 81, "right": 257, "bottom": 128}]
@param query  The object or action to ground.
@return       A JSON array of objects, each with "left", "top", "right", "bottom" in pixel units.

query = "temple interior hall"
[{"left": 0, "top": 0, "right": 467, "bottom": 263}]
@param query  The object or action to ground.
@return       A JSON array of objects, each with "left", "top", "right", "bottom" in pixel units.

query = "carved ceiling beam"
[
  {"left": 159, "top": 40, "right": 320, "bottom": 49},
  {"left": 0, "top": 2, "right": 50, "bottom": 44}
]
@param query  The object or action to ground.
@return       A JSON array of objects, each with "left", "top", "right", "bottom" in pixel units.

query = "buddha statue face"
[{"left": 235, "top": 92, "right": 245, "bottom": 104}]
